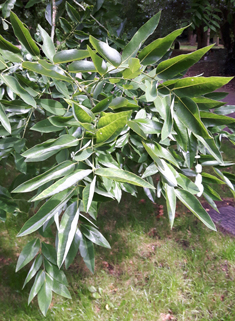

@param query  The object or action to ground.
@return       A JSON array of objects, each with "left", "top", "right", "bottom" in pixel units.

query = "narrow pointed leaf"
[
  {"left": 83, "top": 176, "right": 96, "bottom": 212},
  {"left": 78, "top": 229, "right": 95, "bottom": 273},
  {"left": 38, "top": 25, "right": 55, "bottom": 62},
  {"left": 138, "top": 26, "right": 186, "bottom": 65},
  {"left": 68, "top": 60, "right": 96, "bottom": 72},
  {"left": 0, "top": 35, "right": 21, "bottom": 53},
  {"left": 31, "top": 169, "right": 92, "bottom": 201},
  {"left": 0, "top": 75, "right": 36, "bottom": 107},
  {"left": 38, "top": 281, "right": 52, "bottom": 316},
  {"left": 22, "top": 62, "right": 73, "bottom": 83},
  {"left": 53, "top": 49, "right": 89, "bottom": 64},
  {"left": 81, "top": 225, "right": 110, "bottom": 248},
  {"left": 65, "top": 229, "right": 81, "bottom": 269},
  {"left": 46, "top": 274, "right": 71, "bottom": 299},
  {"left": 28, "top": 270, "right": 45, "bottom": 304},
  {"left": 143, "top": 142, "right": 179, "bottom": 168},
  {"left": 10, "top": 12, "right": 40, "bottom": 56},
  {"left": 37, "top": 99, "right": 66, "bottom": 116},
  {"left": 95, "top": 167, "right": 155, "bottom": 189},
  {"left": 16, "top": 238, "right": 40, "bottom": 272},
  {"left": 172, "top": 77, "right": 233, "bottom": 97},
  {"left": 87, "top": 45, "right": 107, "bottom": 75},
  {"left": 122, "top": 11, "right": 161, "bottom": 62},
  {"left": 0, "top": 102, "right": 11, "bottom": 133},
  {"left": 96, "top": 116, "right": 129, "bottom": 144},
  {"left": 57, "top": 201, "right": 80, "bottom": 268},
  {"left": 89, "top": 35, "right": 121, "bottom": 67},
  {"left": 157, "top": 45, "right": 214, "bottom": 79},
  {"left": 13, "top": 161, "right": 75, "bottom": 193},
  {"left": 18, "top": 189, "right": 73, "bottom": 237},
  {"left": 44, "top": 260, "right": 68, "bottom": 285},
  {"left": 164, "top": 184, "right": 176, "bottom": 228},
  {"left": 91, "top": 96, "right": 112, "bottom": 113},
  {"left": 175, "top": 189, "right": 216, "bottom": 230},
  {"left": 22, "top": 255, "right": 43, "bottom": 289},
  {"left": 22, "top": 135, "right": 79, "bottom": 162}
]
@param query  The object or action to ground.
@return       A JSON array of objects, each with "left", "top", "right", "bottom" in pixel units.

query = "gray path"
[{"left": 209, "top": 205, "right": 235, "bottom": 236}]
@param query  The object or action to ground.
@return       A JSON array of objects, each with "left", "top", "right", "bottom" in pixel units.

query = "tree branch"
[{"left": 51, "top": 0, "right": 57, "bottom": 41}]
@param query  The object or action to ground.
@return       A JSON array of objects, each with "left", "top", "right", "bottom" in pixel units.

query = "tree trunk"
[{"left": 196, "top": 26, "right": 210, "bottom": 49}]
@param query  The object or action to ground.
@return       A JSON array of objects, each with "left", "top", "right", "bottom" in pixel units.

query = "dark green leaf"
[
  {"left": 16, "top": 238, "right": 40, "bottom": 272},
  {"left": 122, "top": 11, "right": 161, "bottom": 62},
  {"left": 81, "top": 225, "right": 110, "bottom": 248},
  {"left": 0, "top": 35, "right": 21, "bottom": 53},
  {"left": 38, "top": 25, "right": 55, "bottom": 62},
  {"left": 10, "top": 12, "right": 40, "bottom": 56},
  {"left": 57, "top": 201, "right": 79, "bottom": 268},
  {"left": 18, "top": 189, "right": 73, "bottom": 237},
  {"left": 53, "top": 49, "right": 90, "bottom": 64},
  {"left": 175, "top": 189, "right": 216, "bottom": 230},
  {"left": 95, "top": 167, "right": 155, "bottom": 189}
]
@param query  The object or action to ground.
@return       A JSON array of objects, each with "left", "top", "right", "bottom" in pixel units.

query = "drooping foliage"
[{"left": 0, "top": 2, "right": 235, "bottom": 316}]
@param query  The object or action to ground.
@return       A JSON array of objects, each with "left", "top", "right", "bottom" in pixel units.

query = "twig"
[{"left": 51, "top": 0, "right": 57, "bottom": 41}]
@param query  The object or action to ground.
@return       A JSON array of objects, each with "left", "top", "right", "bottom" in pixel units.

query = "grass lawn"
[{"left": 0, "top": 140, "right": 235, "bottom": 321}]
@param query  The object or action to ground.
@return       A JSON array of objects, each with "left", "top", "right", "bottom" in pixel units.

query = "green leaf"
[
  {"left": 78, "top": 229, "right": 95, "bottom": 273},
  {"left": 176, "top": 173, "right": 199, "bottom": 194},
  {"left": 13, "top": 161, "right": 75, "bottom": 193},
  {"left": 172, "top": 77, "right": 233, "bottom": 97},
  {"left": 95, "top": 167, "right": 155, "bottom": 189},
  {"left": 46, "top": 274, "right": 71, "bottom": 299},
  {"left": 213, "top": 105, "right": 235, "bottom": 115},
  {"left": 38, "top": 99, "right": 66, "bottom": 116},
  {"left": 175, "top": 189, "right": 216, "bottom": 230},
  {"left": 192, "top": 97, "right": 225, "bottom": 110},
  {"left": 91, "top": 96, "right": 112, "bottom": 113},
  {"left": 38, "top": 280, "right": 52, "bottom": 316},
  {"left": 164, "top": 184, "right": 176, "bottom": 228},
  {"left": 10, "top": 12, "right": 40, "bottom": 56},
  {"left": 31, "top": 169, "right": 92, "bottom": 201},
  {"left": 73, "top": 147, "right": 93, "bottom": 162},
  {"left": 0, "top": 75, "right": 36, "bottom": 107},
  {"left": 0, "top": 99, "right": 31, "bottom": 114},
  {"left": 30, "top": 119, "right": 63, "bottom": 133},
  {"left": 0, "top": 35, "right": 21, "bottom": 53},
  {"left": 156, "top": 45, "right": 214, "bottom": 79},
  {"left": 2, "top": 0, "right": 16, "bottom": 18},
  {"left": 122, "top": 11, "right": 161, "bottom": 63},
  {"left": 0, "top": 56, "right": 7, "bottom": 70},
  {"left": 57, "top": 201, "right": 79, "bottom": 268},
  {"left": 66, "top": 2, "right": 80, "bottom": 23},
  {"left": 81, "top": 225, "right": 111, "bottom": 248},
  {"left": 142, "top": 143, "right": 178, "bottom": 187},
  {"left": 66, "top": 99, "right": 95, "bottom": 123},
  {"left": 65, "top": 229, "right": 80, "bottom": 269},
  {"left": 16, "top": 238, "right": 40, "bottom": 272},
  {"left": 87, "top": 45, "right": 107, "bottom": 75},
  {"left": 174, "top": 97, "right": 211, "bottom": 138},
  {"left": 68, "top": 60, "right": 96, "bottom": 72},
  {"left": 138, "top": 26, "right": 186, "bottom": 65},
  {"left": 200, "top": 111, "right": 235, "bottom": 127},
  {"left": 53, "top": 49, "right": 89, "bottom": 64},
  {"left": 28, "top": 270, "right": 45, "bottom": 304},
  {"left": 38, "top": 25, "right": 55, "bottom": 62},
  {"left": 22, "top": 62, "right": 73, "bottom": 83},
  {"left": 18, "top": 189, "right": 73, "bottom": 237},
  {"left": 83, "top": 176, "right": 96, "bottom": 212},
  {"left": 23, "top": 255, "right": 43, "bottom": 289},
  {"left": 96, "top": 115, "right": 130, "bottom": 144},
  {"left": 89, "top": 35, "right": 121, "bottom": 67},
  {"left": 44, "top": 260, "right": 68, "bottom": 285},
  {"left": 142, "top": 142, "right": 179, "bottom": 168},
  {"left": 109, "top": 97, "right": 139, "bottom": 110},
  {"left": 25, "top": 0, "right": 41, "bottom": 8},
  {"left": 0, "top": 102, "right": 11, "bottom": 133},
  {"left": 22, "top": 135, "right": 79, "bottom": 162}
]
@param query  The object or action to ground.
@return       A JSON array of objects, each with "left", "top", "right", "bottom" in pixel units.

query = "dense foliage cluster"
[{"left": 0, "top": 1, "right": 235, "bottom": 316}]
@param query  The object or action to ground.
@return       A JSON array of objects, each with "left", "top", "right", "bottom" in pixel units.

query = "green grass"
[
  {"left": 1, "top": 139, "right": 235, "bottom": 320},
  {"left": 1, "top": 191, "right": 235, "bottom": 321}
]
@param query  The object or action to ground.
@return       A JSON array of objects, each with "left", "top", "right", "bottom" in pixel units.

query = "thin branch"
[{"left": 51, "top": 0, "right": 57, "bottom": 41}]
